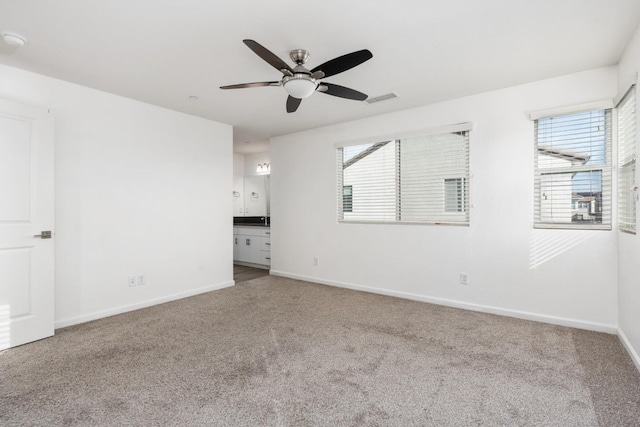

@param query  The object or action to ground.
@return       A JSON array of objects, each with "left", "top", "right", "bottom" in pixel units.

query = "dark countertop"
[{"left": 233, "top": 216, "right": 270, "bottom": 227}]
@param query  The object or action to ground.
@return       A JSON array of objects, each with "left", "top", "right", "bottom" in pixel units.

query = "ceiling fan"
[{"left": 220, "top": 39, "right": 373, "bottom": 113}]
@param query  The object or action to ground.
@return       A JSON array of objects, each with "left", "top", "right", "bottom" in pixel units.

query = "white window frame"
[
  {"left": 444, "top": 177, "right": 466, "bottom": 213},
  {"left": 532, "top": 106, "right": 612, "bottom": 230},
  {"left": 336, "top": 123, "right": 471, "bottom": 226},
  {"left": 617, "top": 85, "right": 637, "bottom": 234}
]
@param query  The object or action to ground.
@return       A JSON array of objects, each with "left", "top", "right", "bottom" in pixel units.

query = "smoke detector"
[{"left": 2, "top": 33, "right": 27, "bottom": 47}]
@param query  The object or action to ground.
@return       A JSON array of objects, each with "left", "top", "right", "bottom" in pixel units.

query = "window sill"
[
  {"left": 338, "top": 220, "right": 470, "bottom": 226},
  {"left": 533, "top": 223, "right": 611, "bottom": 231}
]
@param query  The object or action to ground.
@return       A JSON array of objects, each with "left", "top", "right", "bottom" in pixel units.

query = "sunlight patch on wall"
[
  {"left": 529, "top": 229, "right": 597, "bottom": 269},
  {"left": 0, "top": 305, "right": 10, "bottom": 351}
]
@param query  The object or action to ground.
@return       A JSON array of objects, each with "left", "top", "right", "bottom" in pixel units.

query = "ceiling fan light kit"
[
  {"left": 283, "top": 75, "right": 317, "bottom": 99},
  {"left": 220, "top": 39, "right": 372, "bottom": 113}
]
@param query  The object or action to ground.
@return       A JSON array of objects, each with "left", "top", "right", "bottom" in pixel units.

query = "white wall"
[
  {"left": 233, "top": 152, "right": 245, "bottom": 176},
  {"left": 243, "top": 151, "right": 270, "bottom": 177},
  {"left": 271, "top": 66, "right": 618, "bottom": 331},
  {"left": 617, "top": 24, "right": 640, "bottom": 369},
  {"left": 233, "top": 153, "right": 245, "bottom": 215},
  {"left": 0, "top": 64, "right": 233, "bottom": 327}
]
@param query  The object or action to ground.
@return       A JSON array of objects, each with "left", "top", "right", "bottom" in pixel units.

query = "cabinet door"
[
  {"left": 260, "top": 237, "right": 271, "bottom": 266},
  {"left": 233, "top": 234, "right": 240, "bottom": 261},
  {"left": 260, "top": 237, "right": 270, "bottom": 251},
  {"left": 236, "top": 235, "right": 251, "bottom": 263},
  {"left": 245, "top": 236, "right": 263, "bottom": 264}
]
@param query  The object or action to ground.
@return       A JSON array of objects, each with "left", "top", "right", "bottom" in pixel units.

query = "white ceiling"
[{"left": 1, "top": 1, "right": 639, "bottom": 154}]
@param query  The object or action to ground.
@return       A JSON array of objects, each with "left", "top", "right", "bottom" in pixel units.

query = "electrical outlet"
[
  {"left": 460, "top": 273, "right": 469, "bottom": 285},
  {"left": 313, "top": 257, "right": 319, "bottom": 266},
  {"left": 137, "top": 275, "right": 146, "bottom": 286},
  {"left": 128, "top": 275, "right": 137, "bottom": 287}
]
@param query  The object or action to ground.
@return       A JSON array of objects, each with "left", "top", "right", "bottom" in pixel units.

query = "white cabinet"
[
  {"left": 260, "top": 231, "right": 271, "bottom": 265},
  {"left": 233, "top": 227, "right": 271, "bottom": 268}
]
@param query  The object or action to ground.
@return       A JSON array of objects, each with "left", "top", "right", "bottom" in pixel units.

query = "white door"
[{"left": 0, "top": 98, "right": 54, "bottom": 350}]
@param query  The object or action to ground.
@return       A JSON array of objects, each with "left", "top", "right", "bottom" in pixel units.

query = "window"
[
  {"left": 342, "top": 185, "right": 353, "bottom": 213},
  {"left": 618, "top": 85, "right": 637, "bottom": 234},
  {"left": 533, "top": 108, "right": 612, "bottom": 229},
  {"left": 444, "top": 178, "right": 466, "bottom": 213},
  {"left": 336, "top": 125, "right": 470, "bottom": 225}
]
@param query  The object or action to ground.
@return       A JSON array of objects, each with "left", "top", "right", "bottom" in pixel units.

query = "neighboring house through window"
[
  {"left": 533, "top": 108, "right": 612, "bottom": 229},
  {"left": 342, "top": 185, "right": 353, "bottom": 213},
  {"left": 444, "top": 178, "right": 466, "bottom": 213},
  {"left": 336, "top": 125, "right": 470, "bottom": 225}
]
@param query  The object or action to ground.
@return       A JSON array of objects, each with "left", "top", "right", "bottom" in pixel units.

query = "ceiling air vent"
[{"left": 365, "top": 92, "right": 398, "bottom": 104}]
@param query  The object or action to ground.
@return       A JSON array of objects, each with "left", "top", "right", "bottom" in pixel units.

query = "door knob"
[{"left": 34, "top": 231, "right": 52, "bottom": 239}]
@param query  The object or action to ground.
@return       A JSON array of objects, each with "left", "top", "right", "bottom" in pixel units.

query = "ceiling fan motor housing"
[{"left": 290, "top": 49, "right": 310, "bottom": 65}]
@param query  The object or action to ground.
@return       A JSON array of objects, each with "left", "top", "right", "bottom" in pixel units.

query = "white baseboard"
[
  {"left": 55, "top": 280, "right": 235, "bottom": 329},
  {"left": 270, "top": 270, "right": 617, "bottom": 334},
  {"left": 618, "top": 328, "right": 640, "bottom": 373}
]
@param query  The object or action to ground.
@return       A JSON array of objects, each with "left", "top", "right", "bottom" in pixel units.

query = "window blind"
[
  {"left": 534, "top": 109, "right": 612, "bottom": 229},
  {"left": 336, "top": 130, "right": 470, "bottom": 225},
  {"left": 618, "top": 85, "right": 637, "bottom": 233}
]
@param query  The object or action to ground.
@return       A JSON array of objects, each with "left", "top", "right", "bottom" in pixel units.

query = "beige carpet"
[{"left": 1, "top": 275, "right": 639, "bottom": 426}]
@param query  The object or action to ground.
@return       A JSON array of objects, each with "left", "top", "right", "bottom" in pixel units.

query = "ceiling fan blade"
[
  {"left": 220, "top": 81, "right": 280, "bottom": 89},
  {"left": 310, "top": 49, "right": 372, "bottom": 79},
  {"left": 317, "top": 83, "right": 368, "bottom": 101},
  {"left": 286, "top": 96, "right": 302, "bottom": 113},
  {"left": 243, "top": 39, "right": 294, "bottom": 75}
]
